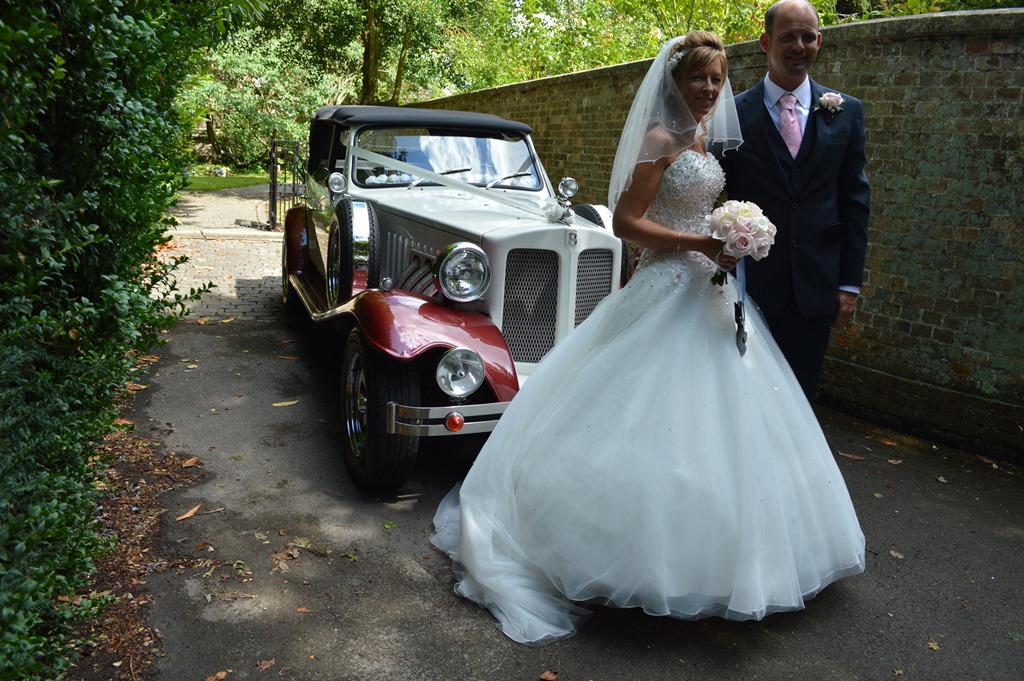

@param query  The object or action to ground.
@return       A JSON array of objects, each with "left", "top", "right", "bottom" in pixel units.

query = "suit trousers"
[{"left": 760, "top": 298, "right": 833, "bottom": 400}]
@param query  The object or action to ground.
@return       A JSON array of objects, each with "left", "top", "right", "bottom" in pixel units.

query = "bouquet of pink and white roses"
[{"left": 706, "top": 200, "right": 777, "bottom": 286}]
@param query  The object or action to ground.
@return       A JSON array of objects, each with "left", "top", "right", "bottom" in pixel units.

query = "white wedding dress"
[{"left": 431, "top": 150, "right": 866, "bottom": 646}]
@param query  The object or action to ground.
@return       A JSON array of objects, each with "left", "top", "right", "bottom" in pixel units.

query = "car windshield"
[{"left": 352, "top": 127, "right": 543, "bottom": 190}]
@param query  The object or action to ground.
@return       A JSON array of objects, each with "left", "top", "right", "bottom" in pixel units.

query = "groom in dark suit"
[{"left": 719, "top": 0, "right": 870, "bottom": 399}]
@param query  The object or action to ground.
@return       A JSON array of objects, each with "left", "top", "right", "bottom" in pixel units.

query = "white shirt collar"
[{"left": 763, "top": 75, "right": 811, "bottom": 110}]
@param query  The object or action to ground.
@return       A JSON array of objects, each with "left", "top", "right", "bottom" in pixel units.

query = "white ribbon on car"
[{"left": 350, "top": 147, "right": 561, "bottom": 222}]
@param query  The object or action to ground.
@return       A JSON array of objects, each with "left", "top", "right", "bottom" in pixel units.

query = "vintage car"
[{"left": 279, "top": 105, "right": 623, "bottom": 487}]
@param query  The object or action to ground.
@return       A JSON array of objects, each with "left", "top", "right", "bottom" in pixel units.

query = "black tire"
[
  {"left": 327, "top": 198, "right": 355, "bottom": 306},
  {"left": 341, "top": 328, "right": 421, "bottom": 488},
  {"left": 365, "top": 203, "right": 381, "bottom": 289},
  {"left": 571, "top": 202, "right": 606, "bottom": 229}
]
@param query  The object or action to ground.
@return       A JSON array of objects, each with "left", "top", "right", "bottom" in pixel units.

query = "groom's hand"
[{"left": 833, "top": 290, "right": 859, "bottom": 328}]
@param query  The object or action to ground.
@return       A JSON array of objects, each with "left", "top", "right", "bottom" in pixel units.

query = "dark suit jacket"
[{"left": 718, "top": 78, "right": 870, "bottom": 319}]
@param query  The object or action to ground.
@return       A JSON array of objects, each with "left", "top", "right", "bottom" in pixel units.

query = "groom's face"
[{"left": 760, "top": 2, "right": 822, "bottom": 90}]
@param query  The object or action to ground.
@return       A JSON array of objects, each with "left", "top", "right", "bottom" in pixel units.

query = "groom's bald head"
[{"left": 765, "top": 0, "right": 820, "bottom": 36}]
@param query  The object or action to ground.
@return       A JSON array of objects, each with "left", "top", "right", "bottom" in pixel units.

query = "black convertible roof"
[{"left": 311, "top": 105, "right": 532, "bottom": 135}]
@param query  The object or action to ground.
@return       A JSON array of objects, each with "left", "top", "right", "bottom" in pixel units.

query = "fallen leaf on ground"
[
  {"left": 383, "top": 521, "right": 395, "bottom": 529},
  {"left": 220, "top": 317, "right": 237, "bottom": 324},
  {"left": 278, "top": 355, "right": 300, "bottom": 361},
  {"left": 182, "top": 457, "right": 201, "bottom": 468},
  {"left": 540, "top": 672, "right": 558, "bottom": 681},
  {"left": 205, "top": 671, "right": 231, "bottom": 681},
  {"left": 297, "top": 607, "right": 312, "bottom": 613},
  {"left": 271, "top": 548, "right": 301, "bottom": 562},
  {"left": 928, "top": 640, "right": 940, "bottom": 651},
  {"left": 273, "top": 400, "right": 299, "bottom": 407},
  {"left": 873, "top": 493, "right": 883, "bottom": 498},
  {"left": 290, "top": 537, "right": 330, "bottom": 556},
  {"left": 936, "top": 475, "right": 948, "bottom": 484},
  {"left": 880, "top": 439, "right": 897, "bottom": 447},
  {"left": 197, "top": 317, "right": 210, "bottom": 325},
  {"left": 887, "top": 459, "right": 903, "bottom": 465},
  {"left": 838, "top": 451, "right": 866, "bottom": 460},
  {"left": 176, "top": 503, "right": 203, "bottom": 521},
  {"left": 893, "top": 668, "right": 904, "bottom": 676},
  {"left": 125, "top": 382, "right": 149, "bottom": 391},
  {"left": 256, "top": 658, "right": 276, "bottom": 671},
  {"left": 890, "top": 549, "right": 904, "bottom": 559}
]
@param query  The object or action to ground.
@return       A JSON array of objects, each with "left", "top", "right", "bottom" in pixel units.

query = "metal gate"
[{"left": 269, "top": 139, "right": 307, "bottom": 231}]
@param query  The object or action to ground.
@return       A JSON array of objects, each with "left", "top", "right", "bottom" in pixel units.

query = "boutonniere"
[{"left": 814, "top": 92, "right": 844, "bottom": 122}]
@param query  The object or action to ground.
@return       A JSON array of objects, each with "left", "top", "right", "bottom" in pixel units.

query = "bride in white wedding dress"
[{"left": 431, "top": 31, "right": 865, "bottom": 646}]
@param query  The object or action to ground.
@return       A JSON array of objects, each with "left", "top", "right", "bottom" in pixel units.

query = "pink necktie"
[{"left": 779, "top": 93, "right": 801, "bottom": 158}]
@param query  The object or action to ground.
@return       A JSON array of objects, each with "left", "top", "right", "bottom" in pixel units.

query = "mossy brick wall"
[{"left": 415, "top": 9, "right": 1024, "bottom": 460}]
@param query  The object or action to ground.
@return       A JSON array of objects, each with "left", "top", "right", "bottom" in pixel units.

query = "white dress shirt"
[{"left": 762, "top": 76, "right": 811, "bottom": 136}]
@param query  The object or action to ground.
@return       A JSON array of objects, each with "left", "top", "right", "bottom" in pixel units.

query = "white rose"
[{"left": 820, "top": 92, "right": 844, "bottom": 110}]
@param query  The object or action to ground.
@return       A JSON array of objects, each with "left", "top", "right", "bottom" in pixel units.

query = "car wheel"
[
  {"left": 327, "top": 198, "right": 355, "bottom": 306},
  {"left": 341, "top": 327, "right": 421, "bottom": 488}
]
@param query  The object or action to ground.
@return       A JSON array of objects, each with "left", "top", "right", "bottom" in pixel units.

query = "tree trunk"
[
  {"left": 205, "top": 118, "right": 221, "bottom": 159},
  {"left": 385, "top": 25, "right": 413, "bottom": 106},
  {"left": 360, "top": 0, "right": 381, "bottom": 104}
]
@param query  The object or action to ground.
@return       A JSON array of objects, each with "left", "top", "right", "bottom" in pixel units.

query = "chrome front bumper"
[{"left": 387, "top": 401, "right": 510, "bottom": 436}]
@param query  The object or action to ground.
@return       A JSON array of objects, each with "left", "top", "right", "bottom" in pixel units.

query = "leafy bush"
[{"left": 0, "top": 0, "right": 231, "bottom": 677}]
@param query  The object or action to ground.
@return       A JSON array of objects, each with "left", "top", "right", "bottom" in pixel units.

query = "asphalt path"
[{"left": 138, "top": 201, "right": 1024, "bottom": 680}]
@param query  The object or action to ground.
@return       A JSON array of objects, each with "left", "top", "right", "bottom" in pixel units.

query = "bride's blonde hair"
[{"left": 668, "top": 31, "right": 728, "bottom": 82}]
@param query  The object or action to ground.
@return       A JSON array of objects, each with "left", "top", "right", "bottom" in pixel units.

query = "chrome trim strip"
[{"left": 387, "top": 401, "right": 510, "bottom": 437}]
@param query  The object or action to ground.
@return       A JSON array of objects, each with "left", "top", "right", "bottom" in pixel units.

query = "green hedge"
[{"left": 0, "top": 1, "right": 231, "bottom": 677}]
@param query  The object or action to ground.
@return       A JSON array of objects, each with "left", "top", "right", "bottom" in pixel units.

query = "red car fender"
[
  {"left": 340, "top": 290, "right": 519, "bottom": 401},
  {"left": 283, "top": 205, "right": 309, "bottom": 274}
]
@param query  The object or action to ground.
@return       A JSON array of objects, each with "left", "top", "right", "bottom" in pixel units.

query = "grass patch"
[{"left": 184, "top": 173, "right": 269, "bottom": 191}]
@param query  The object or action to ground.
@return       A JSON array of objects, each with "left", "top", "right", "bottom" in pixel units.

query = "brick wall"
[{"left": 416, "top": 9, "right": 1024, "bottom": 460}]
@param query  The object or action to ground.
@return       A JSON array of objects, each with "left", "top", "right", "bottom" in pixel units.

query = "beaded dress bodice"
[{"left": 636, "top": 150, "right": 726, "bottom": 278}]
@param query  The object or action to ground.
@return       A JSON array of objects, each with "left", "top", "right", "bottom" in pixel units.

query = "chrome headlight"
[
  {"left": 558, "top": 177, "right": 579, "bottom": 199},
  {"left": 436, "top": 348, "right": 485, "bottom": 399},
  {"left": 328, "top": 172, "right": 346, "bottom": 192},
  {"left": 433, "top": 242, "right": 491, "bottom": 303}
]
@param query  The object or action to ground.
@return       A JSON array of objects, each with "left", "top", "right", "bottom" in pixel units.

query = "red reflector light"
[{"left": 445, "top": 412, "right": 465, "bottom": 432}]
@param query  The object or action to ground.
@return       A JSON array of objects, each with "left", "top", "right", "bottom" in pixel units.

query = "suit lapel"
[
  {"left": 741, "top": 82, "right": 770, "bottom": 165},
  {"left": 740, "top": 82, "right": 792, "bottom": 191},
  {"left": 802, "top": 80, "right": 834, "bottom": 179}
]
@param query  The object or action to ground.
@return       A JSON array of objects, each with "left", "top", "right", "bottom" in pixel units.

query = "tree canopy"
[{"left": 184, "top": 0, "right": 1013, "bottom": 168}]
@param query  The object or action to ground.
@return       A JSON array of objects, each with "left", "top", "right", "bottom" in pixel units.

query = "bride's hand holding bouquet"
[{"left": 706, "top": 200, "right": 776, "bottom": 286}]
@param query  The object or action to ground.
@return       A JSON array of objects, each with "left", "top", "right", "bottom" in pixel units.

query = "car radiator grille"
[
  {"left": 502, "top": 248, "right": 614, "bottom": 364},
  {"left": 574, "top": 248, "right": 614, "bottom": 327}
]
